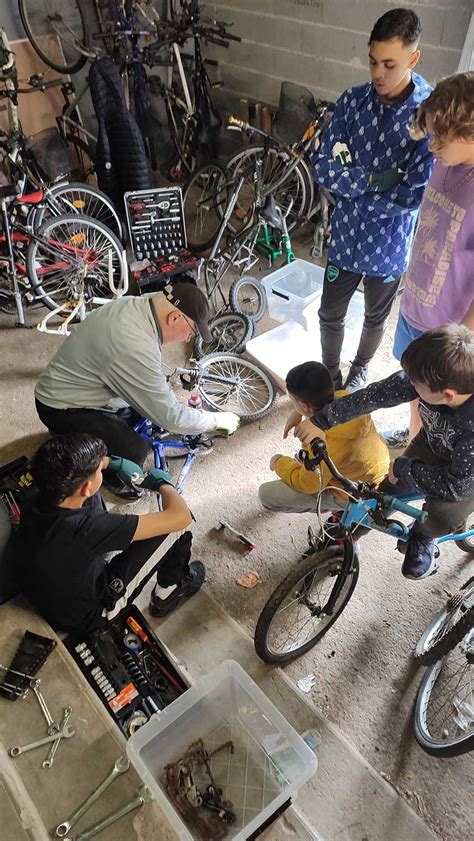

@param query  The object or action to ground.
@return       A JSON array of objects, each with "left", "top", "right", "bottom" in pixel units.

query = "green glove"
[
  {"left": 134, "top": 467, "right": 174, "bottom": 491},
  {"left": 369, "top": 168, "right": 404, "bottom": 192},
  {"left": 107, "top": 455, "right": 144, "bottom": 487},
  {"left": 214, "top": 411, "right": 240, "bottom": 435}
]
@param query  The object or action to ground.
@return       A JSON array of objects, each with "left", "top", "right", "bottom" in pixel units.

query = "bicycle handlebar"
[
  {"left": 205, "top": 34, "right": 229, "bottom": 47},
  {"left": 384, "top": 496, "right": 428, "bottom": 523}
]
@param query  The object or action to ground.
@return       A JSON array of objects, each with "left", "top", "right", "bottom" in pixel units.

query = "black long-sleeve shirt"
[{"left": 311, "top": 371, "right": 474, "bottom": 502}]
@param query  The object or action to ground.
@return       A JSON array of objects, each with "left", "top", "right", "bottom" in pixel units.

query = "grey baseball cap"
[{"left": 162, "top": 281, "right": 212, "bottom": 342}]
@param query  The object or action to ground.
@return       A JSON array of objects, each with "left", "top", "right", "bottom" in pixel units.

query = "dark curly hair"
[
  {"left": 31, "top": 433, "right": 107, "bottom": 505},
  {"left": 410, "top": 72, "right": 474, "bottom": 144},
  {"left": 369, "top": 8, "right": 422, "bottom": 47}
]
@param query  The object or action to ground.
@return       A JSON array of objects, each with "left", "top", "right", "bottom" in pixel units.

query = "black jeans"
[
  {"left": 404, "top": 433, "right": 474, "bottom": 539},
  {"left": 36, "top": 399, "right": 150, "bottom": 467},
  {"left": 318, "top": 265, "right": 401, "bottom": 377}
]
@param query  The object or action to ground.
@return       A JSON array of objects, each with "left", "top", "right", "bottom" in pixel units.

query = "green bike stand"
[{"left": 255, "top": 223, "right": 296, "bottom": 265}]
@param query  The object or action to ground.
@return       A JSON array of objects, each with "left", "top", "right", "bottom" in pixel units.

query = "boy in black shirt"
[
  {"left": 289, "top": 324, "right": 474, "bottom": 579},
  {"left": 14, "top": 434, "right": 203, "bottom": 633}
]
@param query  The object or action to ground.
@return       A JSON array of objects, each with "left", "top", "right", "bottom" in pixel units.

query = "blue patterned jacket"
[{"left": 310, "top": 72, "right": 433, "bottom": 276}]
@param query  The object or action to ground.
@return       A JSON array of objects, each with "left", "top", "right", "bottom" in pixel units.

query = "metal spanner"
[
  {"left": 64, "top": 785, "right": 153, "bottom": 841},
  {"left": 55, "top": 755, "right": 130, "bottom": 837},
  {"left": 31, "top": 680, "right": 60, "bottom": 736},
  {"left": 9, "top": 721, "right": 75, "bottom": 757},
  {"left": 42, "top": 707, "right": 72, "bottom": 769}
]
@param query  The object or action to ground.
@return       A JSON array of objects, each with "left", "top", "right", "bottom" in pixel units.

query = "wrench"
[
  {"left": 9, "top": 722, "right": 75, "bottom": 757},
  {"left": 31, "top": 681, "right": 60, "bottom": 736},
  {"left": 42, "top": 707, "right": 72, "bottom": 769},
  {"left": 55, "top": 755, "right": 130, "bottom": 837},
  {"left": 64, "top": 785, "right": 153, "bottom": 841}
]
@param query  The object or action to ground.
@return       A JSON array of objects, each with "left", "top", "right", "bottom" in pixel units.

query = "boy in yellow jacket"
[{"left": 259, "top": 361, "right": 389, "bottom": 513}]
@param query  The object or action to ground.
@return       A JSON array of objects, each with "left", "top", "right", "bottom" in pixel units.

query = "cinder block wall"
[{"left": 206, "top": 0, "right": 472, "bottom": 105}]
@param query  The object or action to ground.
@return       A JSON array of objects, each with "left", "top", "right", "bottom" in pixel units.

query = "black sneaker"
[
  {"left": 103, "top": 474, "right": 144, "bottom": 501},
  {"left": 344, "top": 364, "right": 369, "bottom": 392},
  {"left": 149, "top": 561, "right": 205, "bottom": 618},
  {"left": 333, "top": 370, "right": 343, "bottom": 391}
]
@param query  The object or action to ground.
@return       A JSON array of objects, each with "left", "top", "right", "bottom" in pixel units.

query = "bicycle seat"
[
  {"left": 260, "top": 195, "right": 285, "bottom": 230},
  {"left": 15, "top": 190, "right": 43, "bottom": 205}
]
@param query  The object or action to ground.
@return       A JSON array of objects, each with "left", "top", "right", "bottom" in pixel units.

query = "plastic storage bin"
[
  {"left": 262, "top": 259, "right": 324, "bottom": 330},
  {"left": 127, "top": 660, "right": 317, "bottom": 840}
]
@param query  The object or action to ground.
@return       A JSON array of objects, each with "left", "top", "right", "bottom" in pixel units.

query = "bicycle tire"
[
  {"left": 229, "top": 275, "right": 266, "bottom": 322},
  {"left": 26, "top": 214, "right": 126, "bottom": 313},
  {"left": 454, "top": 515, "right": 474, "bottom": 553},
  {"left": 183, "top": 164, "right": 228, "bottom": 252},
  {"left": 226, "top": 145, "right": 312, "bottom": 233},
  {"left": 413, "top": 638, "right": 474, "bottom": 757},
  {"left": 31, "top": 182, "right": 123, "bottom": 241},
  {"left": 19, "top": 0, "right": 88, "bottom": 74},
  {"left": 193, "top": 312, "right": 254, "bottom": 359},
  {"left": 166, "top": 95, "right": 197, "bottom": 179},
  {"left": 197, "top": 352, "right": 277, "bottom": 422},
  {"left": 415, "top": 578, "right": 474, "bottom": 666}
]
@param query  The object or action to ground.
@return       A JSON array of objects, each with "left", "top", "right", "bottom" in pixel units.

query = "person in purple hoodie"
[{"left": 385, "top": 72, "right": 474, "bottom": 448}]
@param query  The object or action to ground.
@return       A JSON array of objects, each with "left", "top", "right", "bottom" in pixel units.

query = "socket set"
[
  {"left": 65, "top": 606, "right": 189, "bottom": 738},
  {"left": 132, "top": 252, "right": 199, "bottom": 295},
  {"left": 124, "top": 187, "right": 187, "bottom": 261}
]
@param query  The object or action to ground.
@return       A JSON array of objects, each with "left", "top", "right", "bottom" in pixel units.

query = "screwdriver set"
[
  {"left": 65, "top": 606, "right": 189, "bottom": 738},
  {"left": 124, "top": 187, "right": 187, "bottom": 261}
]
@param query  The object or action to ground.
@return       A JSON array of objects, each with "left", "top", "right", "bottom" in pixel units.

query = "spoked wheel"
[
  {"left": 455, "top": 515, "right": 474, "bottom": 553},
  {"left": 31, "top": 183, "right": 123, "bottom": 241},
  {"left": 19, "top": 0, "right": 88, "bottom": 74},
  {"left": 415, "top": 578, "right": 474, "bottom": 666},
  {"left": 254, "top": 547, "right": 357, "bottom": 663},
  {"left": 229, "top": 275, "right": 266, "bottom": 321},
  {"left": 193, "top": 312, "right": 254, "bottom": 359},
  {"left": 183, "top": 164, "right": 228, "bottom": 252},
  {"left": 26, "top": 214, "right": 126, "bottom": 313},
  {"left": 197, "top": 352, "right": 277, "bottom": 422},
  {"left": 166, "top": 98, "right": 197, "bottom": 181},
  {"left": 413, "top": 628, "right": 473, "bottom": 757}
]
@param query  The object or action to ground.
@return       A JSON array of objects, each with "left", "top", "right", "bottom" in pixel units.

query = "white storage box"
[
  {"left": 262, "top": 259, "right": 324, "bottom": 330},
  {"left": 127, "top": 660, "right": 317, "bottom": 840}
]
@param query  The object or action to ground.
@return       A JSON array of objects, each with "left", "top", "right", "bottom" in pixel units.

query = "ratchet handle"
[{"left": 383, "top": 496, "right": 428, "bottom": 523}]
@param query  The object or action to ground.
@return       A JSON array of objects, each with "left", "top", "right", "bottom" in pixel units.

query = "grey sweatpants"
[{"left": 258, "top": 480, "right": 343, "bottom": 514}]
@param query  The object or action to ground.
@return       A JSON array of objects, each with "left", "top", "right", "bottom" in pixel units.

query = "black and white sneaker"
[
  {"left": 382, "top": 428, "right": 410, "bottom": 449},
  {"left": 149, "top": 561, "right": 205, "bottom": 618},
  {"left": 103, "top": 474, "right": 143, "bottom": 501},
  {"left": 344, "top": 364, "right": 369, "bottom": 392}
]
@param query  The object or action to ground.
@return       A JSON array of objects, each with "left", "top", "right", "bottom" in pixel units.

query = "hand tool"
[
  {"left": 216, "top": 520, "right": 257, "bottom": 550},
  {"left": 64, "top": 785, "right": 153, "bottom": 841},
  {"left": 31, "top": 680, "right": 59, "bottom": 735},
  {"left": 55, "top": 755, "right": 130, "bottom": 837},
  {"left": 42, "top": 707, "right": 72, "bottom": 769},
  {"left": 10, "top": 721, "right": 75, "bottom": 756}
]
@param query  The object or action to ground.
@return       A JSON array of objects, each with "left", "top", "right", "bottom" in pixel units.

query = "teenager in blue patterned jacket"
[{"left": 311, "top": 8, "right": 433, "bottom": 392}]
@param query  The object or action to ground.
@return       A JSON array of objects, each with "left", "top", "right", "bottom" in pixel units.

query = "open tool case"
[
  {"left": 65, "top": 605, "right": 189, "bottom": 739},
  {"left": 124, "top": 187, "right": 199, "bottom": 294},
  {"left": 0, "top": 455, "right": 34, "bottom": 527}
]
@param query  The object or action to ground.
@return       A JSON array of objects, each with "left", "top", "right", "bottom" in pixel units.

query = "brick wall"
[{"left": 205, "top": 0, "right": 472, "bottom": 105}]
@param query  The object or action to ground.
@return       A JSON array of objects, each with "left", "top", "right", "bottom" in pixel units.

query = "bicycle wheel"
[
  {"left": 26, "top": 214, "right": 126, "bottom": 313},
  {"left": 193, "top": 312, "right": 254, "bottom": 359},
  {"left": 413, "top": 630, "right": 473, "bottom": 757},
  {"left": 166, "top": 96, "right": 197, "bottom": 179},
  {"left": 254, "top": 547, "right": 356, "bottom": 663},
  {"left": 32, "top": 183, "right": 123, "bottom": 241},
  {"left": 415, "top": 578, "right": 474, "bottom": 666},
  {"left": 229, "top": 275, "right": 266, "bottom": 321},
  {"left": 19, "top": 0, "right": 88, "bottom": 74},
  {"left": 455, "top": 515, "right": 474, "bottom": 553},
  {"left": 184, "top": 164, "right": 228, "bottom": 252},
  {"left": 226, "top": 145, "right": 312, "bottom": 233},
  {"left": 197, "top": 353, "right": 277, "bottom": 422}
]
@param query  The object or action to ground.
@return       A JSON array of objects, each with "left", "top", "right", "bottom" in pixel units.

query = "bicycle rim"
[
  {"left": 19, "top": 0, "right": 88, "bottom": 74},
  {"left": 413, "top": 630, "right": 474, "bottom": 756},
  {"left": 229, "top": 275, "right": 266, "bottom": 321},
  {"left": 167, "top": 98, "right": 196, "bottom": 177},
  {"left": 194, "top": 312, "right": 253, "bottom": 358},
  {"left": 184, "top": 164, "right": 228, "bottom": 252},
  {"left": 255, "top": 552, "right": 357, "bottom": 662},
  {"left": 198, "top": 353, "right": 277, "bottom": 421},
  {"left": 35, "top": 183, "right": 123, "bottom": 241},
  {"left": 27, "top": 214, "right": 126, "bottom": 312},
  {"left": 415, "top": 581, "right": 474, "bottom": 666}
]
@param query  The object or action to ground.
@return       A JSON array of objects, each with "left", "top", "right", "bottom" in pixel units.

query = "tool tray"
[
  {"left": 124, "top": 187, "right": 187, "bottom": 261},
  {"left": 65, "top": 605, "right": 189, "bottom": 739},
  {"left": 0, "top": 455, "right": 35, "bottom": 527}
]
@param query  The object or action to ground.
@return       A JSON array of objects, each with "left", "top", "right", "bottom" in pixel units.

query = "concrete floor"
[{"left": 0, "top": 226, "right": 472, "bottom": 840}]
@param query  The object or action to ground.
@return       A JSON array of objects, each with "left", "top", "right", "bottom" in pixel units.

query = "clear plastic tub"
[
  {"left": 127, "top": 660, "right": 317, "bottom": 840},
  {"left": 262, "top": 259, "right": 325, "bottom": 330}
]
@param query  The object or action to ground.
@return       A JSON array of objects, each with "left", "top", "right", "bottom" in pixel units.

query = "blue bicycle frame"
[{"left": 133, "top": 417, "right": 212, "bottom": 494}]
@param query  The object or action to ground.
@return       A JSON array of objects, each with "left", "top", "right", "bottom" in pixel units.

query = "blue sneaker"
[{"left": 402, "top": 524, "right": 439, "bottom": 580}]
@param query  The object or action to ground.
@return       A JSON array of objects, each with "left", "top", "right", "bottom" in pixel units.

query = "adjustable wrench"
[
  {"left": 55, "top": 755, "right": 130, "bottom": 837},
  {"left": 9, "top": 722, "right": 75, "bottom": 757},
  {"left": 64, "top": 785, "right": 153, "bottom": 841},
  {"left": 42, "top": 707, "right": 72, "bottom": 769}
]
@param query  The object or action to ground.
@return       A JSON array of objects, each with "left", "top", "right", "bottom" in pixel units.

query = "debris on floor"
[
  {"left": 297, "top": 674, "right": 318, "bottom": 693},
  {"left": 236, "top": 570, "right": 261, "bottom": 588}
]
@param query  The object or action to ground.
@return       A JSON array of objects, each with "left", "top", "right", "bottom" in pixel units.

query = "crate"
[
  {"left": 262, "top": 259, "right": 325, "bottom": 331},
  {"left": 127, "top": 660, "right": 317, "bottom": 840}
]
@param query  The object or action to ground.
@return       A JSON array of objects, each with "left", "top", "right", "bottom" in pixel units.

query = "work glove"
[
  {"left": 107, "top": 455, "right": 145, "bottom": 487},
  {"left": 133, "top": 467, "right": 174, "bottom": 492},
  {"left": 214, "top": 412, "right": 240, "bottom": 435},
  {"left": 369, "top": 168, "right": 404, "bottom": 192}
]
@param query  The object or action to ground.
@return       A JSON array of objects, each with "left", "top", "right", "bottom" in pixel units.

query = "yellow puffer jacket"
[{"left": 275, "top": 390, "right": 390, "bottom": 501}]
